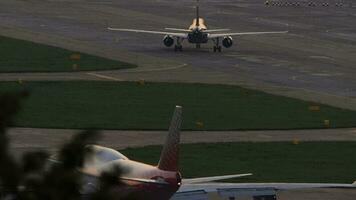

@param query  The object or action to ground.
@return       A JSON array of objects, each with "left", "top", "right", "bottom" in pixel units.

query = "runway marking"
[
  {"left": 312, "top": 73, "right": 332, "bottom": 77},
  {"left": 312, "top": 73, "right": 343, "bottom": 77},
  {"left": 291, "top": 76, "right": 298, "bottom": 80},
  {"left": 86, "top": 72, "right": 123, "bottom": 81},
  {"left": 123, "top": 64, "right": 188, "bottom": 73},
  {"left": 309, "top": 55, "right": 334, "bottom": 61}
]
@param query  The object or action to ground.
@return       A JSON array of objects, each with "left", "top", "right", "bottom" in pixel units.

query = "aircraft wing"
[
  {"left": 208, "top": 31, "right": 288, "bottom": 38},
  {"left": 165, "top": 28, "right": 191, "bottom": 32},
  {"left": 178, "top": 182, "right": 356, "bottom": 192},
  {"left": 172, "top": 182, "right": 356, "bottom": 200},
  {"left": 164, "top": 28, "right": 231, "bottom": 33},
  {"left": 108, "top": 28, "right": 187, "bottom": 38},
  {"left": 203, "top": 29, "right": 230, "bottom": 33}
]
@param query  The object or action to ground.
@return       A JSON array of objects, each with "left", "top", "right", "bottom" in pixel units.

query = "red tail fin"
[{"left": 158, "top": 106, "right": 182, "bottom": 172}]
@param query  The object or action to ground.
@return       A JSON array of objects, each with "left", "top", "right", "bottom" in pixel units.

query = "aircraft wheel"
[{"left": 175, "top": 45, "right": 182, "bottom": 52}]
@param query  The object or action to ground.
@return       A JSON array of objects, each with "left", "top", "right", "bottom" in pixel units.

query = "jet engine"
[
  {"left": 222, "top": 36, "right": 233, "bottom": 48},
  {"left": 163, "top": 35, "right": 174, "bottom": 47}
]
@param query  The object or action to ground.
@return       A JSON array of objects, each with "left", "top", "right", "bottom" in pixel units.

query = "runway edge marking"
[
  {"left": 122, "top": 64, "right": 188, "bottom": 73},
  {"left": 86, "top": 72, "right": 123, "bottom": 81}
]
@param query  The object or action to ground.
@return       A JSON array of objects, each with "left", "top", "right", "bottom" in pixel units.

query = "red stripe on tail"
[{"left": 158, "top": 106, "right": 182, "bottom": 172}]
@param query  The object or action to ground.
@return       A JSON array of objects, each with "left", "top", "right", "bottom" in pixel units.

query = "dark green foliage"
[
  {"left": 22, "top": 152, "right": 49, "bottom": 174},
  {"left": 0, "top": 81, "right": 355, "bottom": 130},
  {"left": 0, "top": 91, "right": 29, "bottom": 131},
  {"left": 0, "top": 91, "right": 29, "bottom": 192},
  {"left": 59, "top": 131, "right": 99, "bottom": 169},
  {"left": 91, "top": 166, "right": 125, "bottom": 200},
  {"left": 30, "top": 130, "right": 99, "bottom": 200},
  {"left": 0, "top": 36, "right": 135, "bottom": 72},
  {"left": 0, "top": 92, "right": 128, "bottom": 200}
]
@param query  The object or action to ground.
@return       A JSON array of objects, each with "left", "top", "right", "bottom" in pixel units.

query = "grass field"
[
  {"left": 121, "top": 142, "right": 356, "bottom": 183},
  {"left": 1, "top": 81, "right": 356, "bottom": 130},
  {"left": 0, "top": 36, "right": 135, "bottom": 72}
]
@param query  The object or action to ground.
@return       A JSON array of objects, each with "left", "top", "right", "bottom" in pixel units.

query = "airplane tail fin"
[
  {"left": 195, "top": 0, "right": 200, "bottom": 26},
  {"left": 158, "top": 106, "right": 182, "bottom": 172}
]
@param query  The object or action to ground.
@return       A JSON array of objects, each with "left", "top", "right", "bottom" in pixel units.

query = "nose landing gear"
[{"left": 174, "top": 37, "right": 183, "bottom": 52}]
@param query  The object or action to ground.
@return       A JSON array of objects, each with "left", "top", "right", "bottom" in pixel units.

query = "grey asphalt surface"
[
  {"left": 0, "top": 0, "right": 356, "bottom": 110},
  {"left": 1, "top": 0, "right": 356, "bottom": 199},
  {"left": 8, "top": 127, "right": 356, "bottom": 155}
]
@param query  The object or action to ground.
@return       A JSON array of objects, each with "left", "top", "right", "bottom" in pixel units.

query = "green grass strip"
[
  {"left": 0, "top": 36, "right": 135, "bottom": 72},
  {"left": 122, "top": 142, "right": 356, "bottom": 183},
  {"left": 0, "top": 81, "right": 355, "bottom": 130}
]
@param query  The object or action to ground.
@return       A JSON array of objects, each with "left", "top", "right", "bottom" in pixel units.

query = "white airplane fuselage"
[
  {"left": 187, "top": 18, "right": 209, "bottom": 44},
  {"left": 82, "top": 157, "right": 181, "bottom": 200},
  {"left": 79, "top": 106, "right": 184, "bottom": 200}
]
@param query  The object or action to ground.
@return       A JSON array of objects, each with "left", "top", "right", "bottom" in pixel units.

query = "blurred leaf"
[{"left": 0, "top": 92, "right": 129, "bottom": 200}]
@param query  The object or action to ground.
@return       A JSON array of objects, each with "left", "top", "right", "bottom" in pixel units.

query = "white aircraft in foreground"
[
  {"left": 108, "top": 0, "right": 288, "bottom": 52},
  {"left": 75, "top": 106, "right": 355, "bottom": 200}
]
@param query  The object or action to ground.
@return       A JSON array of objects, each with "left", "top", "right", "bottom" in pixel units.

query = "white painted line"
[
  {"left": 291, "top": 76, "right": 298, "bottom": 80},
  {"left": 123, "top": 64, "right": 188, "bottom": 73},
  {"left": 312, "top": 73, "right": 332, "bottom": 77},
  {"left": 312, "top": 73, "right": 344, "bottom": 77},
  {"left": 309, "top": 55, "right": 334, "bottom": 61},
  {"left": 86, "top": 72, "right": 123, "bottom": 81}
]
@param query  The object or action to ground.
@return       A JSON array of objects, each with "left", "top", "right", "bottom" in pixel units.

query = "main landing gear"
[
  {"left": 213, "top": 46, "right": 222, "bottom": 52},
  {"left": 174, "top": 37, "right": 183, "bottom": 52},
  {"left": 174, "top": 45, "right": 182, "bottom": 52},
  {"left": 213, "top": 38, "right": 222, "bottom": 52}
]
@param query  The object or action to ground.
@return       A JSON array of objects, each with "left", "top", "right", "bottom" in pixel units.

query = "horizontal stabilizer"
[
  {"left": 183, "top": 173, "right": 253, "bottom": 184},
  {"left": 164, "top": 28, "right": 230, "bottom": 33},
  {"left": 165, "top": 28, "right": 191, "bottom": 32},
  {"left": 108, "top": 27, "right": 187, "bottom": 37},
  {"left": 121, "top": 177, "right": 169, "bottom": 185},
  {"left": 203, "top": 29, "right": 230, "bottom": 33},
  {"left": 80, "top": 168, "right": 169, "bottom": 185}
]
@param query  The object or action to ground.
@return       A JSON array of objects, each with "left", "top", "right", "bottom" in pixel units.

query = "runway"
[
  {"left": 1, "top": 0, "right": 356, "bottom": 199},
  {"left": 7, "top": 127, "right": 356, "bottom": 155},
  {"left": 0, "top": 0, "right": 356, "bottom": 110}
]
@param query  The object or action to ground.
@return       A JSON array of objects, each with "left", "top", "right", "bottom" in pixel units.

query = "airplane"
[
  {"left": 107, "top": 0, "right": 288, "bottom": 52},
  {"left": 73, "top": 106, "right": 355, "bottom": 200}
]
